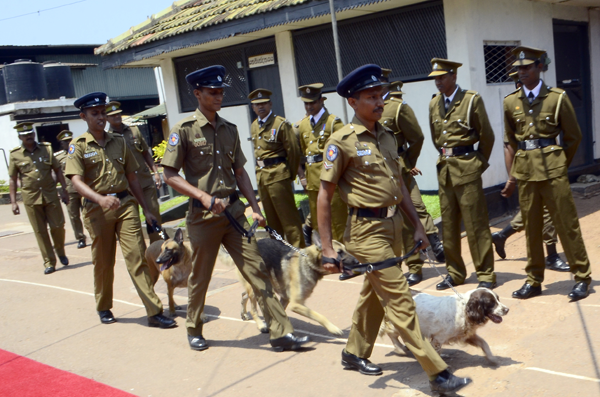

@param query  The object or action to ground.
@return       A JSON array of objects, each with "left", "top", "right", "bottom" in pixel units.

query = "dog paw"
[
  {"left": 328, "top": 326, "right": 343, "bottom": 336},
  {"left": 259, "top": 326, "right": 269, "bottom": 333},
  {"left": 241, "top": 313, "right": 251, "bottom": 321}
]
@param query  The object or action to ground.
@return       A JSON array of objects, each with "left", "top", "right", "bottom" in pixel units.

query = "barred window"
[{"left": 484, "top": 41, "right": 520, "bottom": 84}]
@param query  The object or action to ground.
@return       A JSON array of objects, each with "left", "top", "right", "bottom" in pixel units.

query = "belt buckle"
[
  {"left": 257, "top": 160, "right": 265, "bottom": 168},
  {"left": 386, "top": 206, "right": 397, "bottom": 218},
  {"left": 525, "top": 140, "right": 538, "bottom": 150},
  {"left": 107, "top": 193, "right": 117, "bottom": 197},
  {"left": 306, "top": 155, "right": 314, "bottom": 163},
  {"left": 442, "top": 147, "right": 454, "bottom": 156}
]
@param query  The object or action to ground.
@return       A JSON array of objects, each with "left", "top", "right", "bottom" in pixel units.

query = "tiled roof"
[{"left": 96, "top": 0, "right": 310, "bottom": 56}]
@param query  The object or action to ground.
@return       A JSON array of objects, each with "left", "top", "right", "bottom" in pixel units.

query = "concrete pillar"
[
  {"left": 275, "top": 31, "right": 305, "bottom": 124},
  {"left": 159, "top": 58, "right": 189, "bottom": 129}
]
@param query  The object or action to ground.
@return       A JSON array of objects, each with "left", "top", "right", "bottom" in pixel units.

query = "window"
[{"left": 483, "top": 41, "right": 520, "bottom": 84}]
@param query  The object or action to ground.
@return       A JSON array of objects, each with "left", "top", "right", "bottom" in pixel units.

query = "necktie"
[
  {"left": 445, "top": 98, "right": 450, "bottom": 111},
  {"left": 528, "top": 92, "right": 535, "bottom": 104},
  {"left": 310, "top": 117, "right": 315, "bottom": 128},
  {"left": 259, "top": 120, "right": 264, "bottom": 128}
]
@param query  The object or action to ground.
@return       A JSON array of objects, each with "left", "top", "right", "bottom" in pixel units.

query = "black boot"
[
  {"left": 427, "top": 233, "right": 445, "bottom": 263},
  {"left": 491, "top": 224, "right": 517, "bottom": 259},
  {"left": 545, "top": 244, "right": 570, "bottom": 272},
  {"left": 302, "top": 224, "right": 313, "bottom": 246}
]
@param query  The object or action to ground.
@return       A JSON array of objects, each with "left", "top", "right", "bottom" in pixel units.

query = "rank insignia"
[
  {"left": 323, "top": 162, "right": 333, "bottom": 170},
  {"left": 326, "top": 144, "right": 338, "bottom": 161},
  {"left": 168, "top": 133, "right": 180, "bottom": 146}
]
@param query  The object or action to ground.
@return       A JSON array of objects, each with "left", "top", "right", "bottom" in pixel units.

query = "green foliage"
[
  {"left": 421, "top": 194, "right": 441, "bottom": 220},
  {"left": 139, "top": 196, "right": 189, "bottom": 222},
  {"left": 0, "top": 180, "right": 8, "bottom": 193},
  {"left": 152, "top": 141, "right": 167, "bottom": 162}
]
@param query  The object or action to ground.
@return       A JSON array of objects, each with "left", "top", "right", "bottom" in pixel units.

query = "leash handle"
[{"left": 146, "top": 220, "right": 169, "bottom": 240}]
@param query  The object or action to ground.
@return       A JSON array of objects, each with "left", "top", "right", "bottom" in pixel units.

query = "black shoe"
[
  {"left": 341, "top": 350, "right": 382, "bottom": 376},
  {"left": 427, "top": 233, "right": 445, "bottom": 263},
  {"left": 491, "top": 224, "right": 517, "bottom": 259},
  {"left": 406, "top": 273, "right": 423, "bottom": 287},
  {"left": 44, "top": 266, "right": 55, "bottom": 275},
  {"left": 59, "top": 256, "right": 69, "bottom": 266},
  {"left": 430, "top": 369, "right": 472, "bottom": 394},
  {"left": 188, "top": 334, "right": 209, "bottom": 351},
  {"left": 478, "top": 281, "right": 497, "bottom": 289},
  {"left": 512, "top": 283, "right": 542, "bottom": 299},
  {"left": 545, "top": 253, "right": 570, "bottom": 272},
  {"left": 77, "top": 239, "right": 86, "bottom": 249},
  {"left": 303, "top": 224, "right": 313, "bottom": 246},
  {"left": 568, "top": 282, "right": 590, "bottom": 301},
  {"left": 270, "top": 333, "right": 311, "bottom": 352},
  {"left": 148, "top": 313, "right": 177, "bottom": 329},
  {"left": 98, "top": 310, "right": 116, "bottom": 324},
  {"left": 436, "top": 275, "right": 457, "bottom": 290}
]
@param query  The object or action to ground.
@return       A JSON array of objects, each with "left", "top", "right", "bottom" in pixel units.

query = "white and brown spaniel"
[{"left": 380, "top": 288, "right": 509, "bottom": 364}]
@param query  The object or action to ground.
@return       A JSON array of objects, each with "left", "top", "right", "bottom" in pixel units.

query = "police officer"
[
  {"left": 381, "top": 80, "right": 445, "bottom": 286},
  {"left": 65, "top": 92, "right": 175, "bottom": 328},
  {"left": 492, "top": 72, "right": 568, "bottom": 272},
  {"left": 318, "top": 64, "right": 471, "bottom": 394},
  {"left": 249, "top": 89, "right": 304, "bottom": 248},
  {"left": 161, "top": 66, "right": 309, "bottom": 352},
  {"left": 428, "top": 58, "right": 496, "bottom": 290},
  {"left": 296, "top": 83, "right": 346, "bottom": 242},
  {"left": 55, "top": 130, "right": 86, "bottom": 249},
  {"left": 9, "top": 122, "right": 69, "bottom": 274},
  {"left": 502, "top": 46, "right": 592, "bottom": 301},
  {"left": 106, "top": 101, "right": 163, "bottom": 244}
]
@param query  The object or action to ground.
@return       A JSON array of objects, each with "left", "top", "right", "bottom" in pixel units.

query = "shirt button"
[
  {"left": 529, "top": 122, "right": 533, "bottom": 126},
  {"left": 229, "top": 151, "right": 232, "bottom": 155},
  {"left": 384, "top": 121, "right": 387, "bottom": 124},
  {"left": 37, "top": 178, "right": 40, "bottom": 181},
  {"left": 308, "top": 151, "right": 311, "bottom": 154},
  {"left": 258, "top": 147, "right": 261, "bottom": 150},
  {"left": 443, "top": 130, "right": 447, "bottom": 134},
  {"left": 220, "top": 180, "right": 223, "bottom": 184},
  {"left": 35, "top": 169, "right": 38, "bottom": 172},
  {"left": 111, "top": 185, "right": 114, "bottom": 187},
  {"left": 33, "top": 161, "right": 36, "bottom": 163},
  {"left": 530, "top": 135, "right": 534, "bottom": 139},
  {"left": 458, "top": 119, "right": 462, "bottom": 123},
  {"left": 106, "top": 159, "right": 109, "bottom": 162},
  {"left": 529, "top": 110, "right": 533, "bottom": 114},
  {"left": 309, "top": 141, "right": 313, "bottom": 144},
  {"left": 350, "top": 125, "right": 354, "bottom": 129},
  {"left": 216, "top": 150, "right": 220, "bottom": 154},
  {"left": 200, "top": 151, "right": 204, "bottom": 155},
  {"left": 443, "top": 142, "right": 448, "bottom": 147},
  {"left": 304, "top": 135, "right": 307, "bottom": 138},
  {"left": 444, "top": 120, "right": 448, "bottom": 124},
  {"left": 546, "top": 116, "right": 550, "bottom": 120},
  {"left": 218, "top": 166, "right": 221, "bottom": 169},
  {"left": 108, "top": 171, "right": 111, "bottom": 174},
  {"left": 394, "top": 196, "right": 397, "bottom": 200},
  {"left": 259, "top": 136, "right": 262, "bottom": 140}
]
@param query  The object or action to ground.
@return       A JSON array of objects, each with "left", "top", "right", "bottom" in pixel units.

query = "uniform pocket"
[
  {"left": 18, "top": 161, "right": 33, "bottom": 173},
  {"left": 195, "top": 144, "right": 214, "bottom": 173},
  {"left": 111, "top": 153, "right": 126, "bottom": 175},
  {"left": 541, "top": 145, "right": 566, "bottom": 171},
  {"left": 460, "top": 152, "right": 484, "bottom": 177},
  {"left": 539, "top": 112, "right": 558, "bottom": 133},
  {"left": 133, "top": 139, "right": 144, "bottom": 152}
]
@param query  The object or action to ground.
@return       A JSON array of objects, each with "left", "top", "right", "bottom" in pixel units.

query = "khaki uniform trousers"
[
  {"left": 401, "top": 171, "right": 438, "bottom": 274},
  {"left": 517, "top": 175, "right": 591, "bottom": 286},
  {"left": 24, "top": 198, "right": 66, "bottom": 268},
  {"left": 83, "top": 196, "right": 163, "bottom": 316},
  {"left": 511, "top": 208, "right": 556, "bottom": 246},
  {"left": 344, "top": 211, "right": 447, "bottom": 377},
  {"left": 142, "top": 183, "right": 162, "bottom": 244},
  {"left": 438, "top": 175, "right": 495, "bottom": 284},
  {"left": 307, "top": 188, "right": 347, "bottom": 242},
  {"left": 185, "top": 199, "right": 294, "bottom": 338},
  {"left": 66, "top": 192, "right": 85, "bottom": 242},
  {"left": 258, "top": 179, "right": 304, "bottom": 248}
]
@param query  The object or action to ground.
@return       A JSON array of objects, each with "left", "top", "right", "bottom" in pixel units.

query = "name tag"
[
  {"left": 84, "top": 151, "right": 98, "bottom": 158},
  {"left": 193, "top": 137, "right": 207, "bottom": 147},
  {"left": 357, "top": 149, "right": 371, "bottom": 156}
]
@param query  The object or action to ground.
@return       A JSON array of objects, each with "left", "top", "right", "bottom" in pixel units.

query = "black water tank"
[
  {"left": 0, "top": 67, "right": 7, "bottom": 105},
  {"left": 4, "top": 59, "right": 48, "bottom": 103},
  {"left": 43, "top": 62, "right": 75, "bottom": 99}
]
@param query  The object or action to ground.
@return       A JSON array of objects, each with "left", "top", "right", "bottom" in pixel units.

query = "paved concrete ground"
[{"left": 1, "top": 196, "right": 599, "bottom": 397}]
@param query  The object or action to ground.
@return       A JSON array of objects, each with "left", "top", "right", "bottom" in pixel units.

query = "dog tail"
[{"left": 217, "top": 245, "right": 236, "bottom": 268}]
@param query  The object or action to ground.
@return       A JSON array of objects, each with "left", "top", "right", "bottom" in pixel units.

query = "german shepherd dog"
[{"left": 219, "top": 232, "right": 360, "bottom": 336}]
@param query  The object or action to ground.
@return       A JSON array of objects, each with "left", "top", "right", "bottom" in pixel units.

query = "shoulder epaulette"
[
  {"left": 549, "top": 87, "right": 565, "bottom": 95},
  {"left": 76, "top": 135, "right": 86, "bottom": 142},
  {"left": 41, "top": 142, "right": 51, "bottom": 146},
  {"left": 10, "top": 146, "right": 21, "bottom": 152},
  {"left": 504, "top": 89, "right": 520, "bottom": 99},
  {"left": 53, "top": 150, "right": 63, "bottom": 157},
  {"left": 465, "top": 90, "right": 479, "bottom": 97}
]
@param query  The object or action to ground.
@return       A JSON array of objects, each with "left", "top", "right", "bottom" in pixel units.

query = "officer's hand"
[
  {"left": 321, "top": 247, "right": 341, "bottom": 273},
  {"left": 414, "top": 228, "right": 430, "bottom": 251},
  {"left": 154, "top": 173, "right": 163, "bottom": 189},
  {"left": 211, "top": 198, "right": 227, "bottom": 215},
  {"left": 144, "top": 211, "right": 158, "bottom": 226},
  {"left": 12, "top": 203, "right": 20, "bottom": 215},
  {"left": 60, "top": 190, "right": 70, "bottom": 205},
  {"left": 410, "top": 167, "right": 423, "bottom": 176},
  {"left": 252, "top": 211, "right": 266, "bottom": 227},
  {"left": 501, "top": 180, "right": 517, "bottom": 198},
  {"left": 300, "top": 178, "right": 307, "bottom": 190},
  {"left": 99, "top": 195, "right": 120, "bottom": 210}
]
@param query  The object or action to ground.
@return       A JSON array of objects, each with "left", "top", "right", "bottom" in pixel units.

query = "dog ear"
[
  {"left": 466, "top": 292, "right": 486, "bottom": 324},
  {"left": 311, "top": 230, "right": 322, "bottom": 249},
  {"left": 174, "top": 228, "right": 184, "bottom": 245}
]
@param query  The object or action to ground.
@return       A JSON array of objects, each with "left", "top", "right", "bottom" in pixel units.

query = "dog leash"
[
  {"left": 422, "top": 248, "right": 463, "bottom": 300},
  {"left": 223, "top": 209, "right": 259, "bottom": 243},
  {"left": 338, "top": 241, "right": 422, "bottom": 281},
  {"left": 146, "top": 220, "right": 169, "bottom": 240},
  {"left": 265, "top": 226, "right": 308, "bottom": 257}
]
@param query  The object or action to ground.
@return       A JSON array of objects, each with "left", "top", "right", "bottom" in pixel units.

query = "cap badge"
[
  {"left": 112, "top": 106, "right": 116, "bottom": 111},
  {"left": 306, "top": 88, "right": 310, "bottom": 93},
  {"left": 217, "top": 75, "right": 222, "bottom": 81},
  {"left": 257, "top": 92, "right": 262, "bottom": 98},
  {"left": 433, "top": 63, "right": 439, "bottom": 70},
  {"left": 396, "top": 85, "right": 400, "bottom": 90},
  {"left": 95, "top": 98, "right": 99, "bottom": 102},
  {"left": 371, "top": 75, "right": 377, "bottom": 81},
  {"left": 519, "top": 51, "right": 525, "bottom": 59}
]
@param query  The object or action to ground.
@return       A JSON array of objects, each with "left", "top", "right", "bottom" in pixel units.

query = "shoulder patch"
[
  {"left": 68, "top": 144, "right": 76, "bottom": 154},
  {"left": 325, "top": 144, "right": 339, "bottom": 162},
  {"left": 168, "top": 132, "right": 180, "bottom": 146}
]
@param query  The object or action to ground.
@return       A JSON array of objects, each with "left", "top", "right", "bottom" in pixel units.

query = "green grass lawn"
[
  {"left": 140, "top": 195, "right": 188, "bottom": 223},
  {"left": 422, "top": 194, "right": 441, "bottom": 220}
]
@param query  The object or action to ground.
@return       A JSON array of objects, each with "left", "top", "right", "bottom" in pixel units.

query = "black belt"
[
  {"left": 256, "top": 156, "right": 286, "bottom": 168},
  {"left": 518, "top": 138, "right": 557, "bottom": 150},
  {"left": 349, "top": 206, "right": 395, "bottom": 219},
  {"left": 84, "top": 190, "right": 128, "bottom": 205},
  {"left": 305, "top": 154, "right": 323, "bottom": 164},
  {"left": 397, "top": 146, "right": 405, "bottom": 155},
  {"left": 193, "top": 192, "right": 239, "bottom": 209},
  {"left": 438, "top": 144, "right": 475, "bottom": 157}
]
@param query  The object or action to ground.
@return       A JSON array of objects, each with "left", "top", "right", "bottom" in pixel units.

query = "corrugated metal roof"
[{"left": 96, "top": 0, "right": 311, "bottom": 56}]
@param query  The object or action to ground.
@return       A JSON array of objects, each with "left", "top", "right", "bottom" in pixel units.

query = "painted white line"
[{"left": 525, "top": 367, "right": 600, "bottom": 383}]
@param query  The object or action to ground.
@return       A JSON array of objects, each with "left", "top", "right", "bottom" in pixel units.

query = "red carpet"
[{"left": 0, "top": 349, "right": 135, "bottom": 397}]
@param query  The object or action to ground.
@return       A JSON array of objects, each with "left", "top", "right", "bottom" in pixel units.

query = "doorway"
[
  {"left": 552, "top": 19, "right": 593, "bottom": 169},
  {"left": 35, "top": 123, "right": 70, "bottom": 153}
]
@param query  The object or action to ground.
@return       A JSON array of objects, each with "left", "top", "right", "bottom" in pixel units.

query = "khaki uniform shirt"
[
  {"left": 110, "top": 125, "right": 154, "bottom": 189},
  {"left": 298, "top": 110, "right": 344, "bottom": 191},
  {"left": 160, "top": 109, "right": 246, "bottom": 198},
  {"left": 250, "top": 113, "right": 300, "bottom": 186},
  {"left": 429, "top": 88, "right": 495, "bottom": 186},
  {"left": 381, "top": 97, "right": 424, "bottom": 173},
  {"left": 9, "top": 143, "right": 60, "bottom": 206},
  {"left": 503, "top": 82, "right": 581, "bottom": 182},
  {"left": 65, "top": 132, "right": 139, "bottom": 195},
  {"left": 320, "top": 117, "right": 403, "bottom": 208},
  {"left": 54, "top": 150, "right": 77, "bottom": 194}
]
